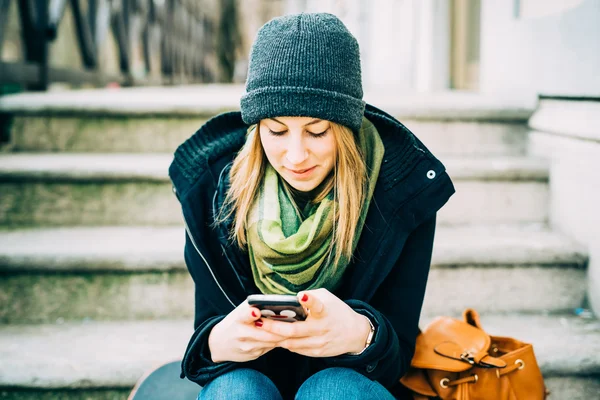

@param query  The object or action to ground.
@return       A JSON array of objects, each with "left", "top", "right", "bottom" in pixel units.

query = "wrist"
[
  {"left": 346, "top": 314, "right": 375, "bottom": 356},
  {"left": 208, "top": 324, "right": 224, "bottom": 363}
]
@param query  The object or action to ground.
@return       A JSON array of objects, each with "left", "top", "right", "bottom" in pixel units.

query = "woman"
[{"left": 169, "top": 12, "right": 455, "bottom": 400}]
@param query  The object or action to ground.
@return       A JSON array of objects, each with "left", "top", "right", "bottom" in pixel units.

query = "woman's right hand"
[{"left": 208, "top": 301, "right": 286, "bottom": 363}]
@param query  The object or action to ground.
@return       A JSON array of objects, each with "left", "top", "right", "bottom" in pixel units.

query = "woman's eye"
[
  {"left": 268, "top": 129, "right": 287, "bottom": 136},
  {"left": 267, "top": 128, "right": 328, "bottom": 137},
  {"left": 308, "top": 129, "right": 329, "bottom": 138}
]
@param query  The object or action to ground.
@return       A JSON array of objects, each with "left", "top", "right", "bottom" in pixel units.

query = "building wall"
[
  {"left": 277, "top": 0, "right": 600, "bottom": 97},
  {"left": 278, "top": 0, "right": 449, "bottom": 92},
  {"left": 479, "top": 0, "right": 600, "bottom": 101}
]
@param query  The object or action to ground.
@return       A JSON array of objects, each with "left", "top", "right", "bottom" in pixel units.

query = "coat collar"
[
  {"left": 207, "top": 105, "right": 453, "bottom": 302},
  {"left": 169, "top": 103, "right": 441, "bottom": 204},
  {"left": 169, "top": 103, "right": 454, "bottom": 304}
]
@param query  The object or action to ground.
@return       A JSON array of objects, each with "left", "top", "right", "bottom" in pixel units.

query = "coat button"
[
  {"left": 366, "top": 363, "right": 376, "bottom": 373},
  {"left": 427, "top": 170, "right": 436, "bottom": 179}
]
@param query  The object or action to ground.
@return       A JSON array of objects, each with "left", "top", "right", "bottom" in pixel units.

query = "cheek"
[
  {"left": 316, "top": 138, "right": 337, "bottom": 166},
  {"left": 259, "top": 134, "right": 280, "bottom": 161}
]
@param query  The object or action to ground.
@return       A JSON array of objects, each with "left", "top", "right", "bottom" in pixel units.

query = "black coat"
[{"left": 168, "top": 103, "right": 455, "bottom": 399}]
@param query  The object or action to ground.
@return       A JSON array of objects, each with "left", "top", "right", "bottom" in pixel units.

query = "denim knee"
[
  {"left": 197, "top": 368, "right": 283, "bottom": 400},
  {"left": 295, "top": 367, "right": 395, "bottom": 400}
]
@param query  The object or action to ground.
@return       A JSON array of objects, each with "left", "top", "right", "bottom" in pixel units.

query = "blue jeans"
[{"left": 197, "top": 367, "right": 396, "bottom": 399}]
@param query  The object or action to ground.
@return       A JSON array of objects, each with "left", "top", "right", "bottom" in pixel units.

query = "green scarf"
[{"left": 246, "top": 117, "right": 385, "bottom": 294}]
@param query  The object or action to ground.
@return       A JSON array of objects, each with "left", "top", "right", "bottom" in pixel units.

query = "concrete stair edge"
[
  {"left": 0, "top": 315, "right": 598, "bottom": 389},
  {"left": 0, "top": 86, "right": 534, "bottom": 121},
  {"left": 4, "top": 115, "right": 532, "bottom": 156},
  {"left": 0, "top": 153, "right": 549, "bottom": 183},
  {"left": 0, "top": 225, "right": 587, "bottom": 273},
  {"left": 2, "top": 377, "right": 599, "bottom": 400},
  {"left": 0, "top": 225, "right": 587, "bottom": 321}
]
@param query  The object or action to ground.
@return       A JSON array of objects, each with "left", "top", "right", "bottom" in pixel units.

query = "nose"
[{"left": 285, "top": 138, "right": 308, "bottom": 166}]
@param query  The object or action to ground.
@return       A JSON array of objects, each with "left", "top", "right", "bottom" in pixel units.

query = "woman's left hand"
[{"left": 257, "top": 288, "right": 372, "bottom": 357}]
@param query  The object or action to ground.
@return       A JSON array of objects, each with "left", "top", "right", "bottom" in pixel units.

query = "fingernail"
[
  {"left": 255, "top": 321, "right": 263, "bottom": 327},
  {"left": 301, "top": 294, "right": 309, "bottom": 302},
  {"left": 252, "top": 311, "right": 257, "bottom": 318}
]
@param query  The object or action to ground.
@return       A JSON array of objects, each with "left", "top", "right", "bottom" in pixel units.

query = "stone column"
[
  {"left": 363, "top": 0, "right": 450, "bottom": 91},
  {"left": 280, "top": 0, "right": 451, "bottom": 92},
  {"left": 414, "top": 0, "right": 450, "bottom": 92}
]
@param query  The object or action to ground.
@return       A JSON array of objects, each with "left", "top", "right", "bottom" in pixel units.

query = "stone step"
[
  {"left": 0, "top": 154, "right": 549, "bottom": 227},
  {"left": 0, "top": 225, "right": 586, "bottom": 323},
  {"left": 0, "top": 86, "right": 532, "bottom": 155},
  {"left": 0, "top": 315, "right": 598, "bottom": 399},
  {"left": 3, "top": 115, "right": 530, "bottom": 156},
  {"left": 0, "top": 226, "right": 194, "bottom": 323},
  {"left": 424, "top": 224, "right": 587, "bottom": 317},
  {"left": 0, "top": 320, "right": 192, "bottom": 394},
  {"left": 403, "top": 120, "right": 529, "bottom": 157},
  {"left": 0, "top": 153, "right": 180, "bottom": 227},
  {"left": 440, "top": 157, "right": 549, "bottom": 225}
]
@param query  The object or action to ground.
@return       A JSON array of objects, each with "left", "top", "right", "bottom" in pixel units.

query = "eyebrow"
[{"left": 269, "top": 118, "right": 324, "bottom": 127}]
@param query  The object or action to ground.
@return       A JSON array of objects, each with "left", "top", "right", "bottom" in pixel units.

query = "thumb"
[
  {"left": 237, "top": 301, "right": 262, "bottom": 324},
  {"left": 298, "top": 291, "right": 325, "bottom": 317}
]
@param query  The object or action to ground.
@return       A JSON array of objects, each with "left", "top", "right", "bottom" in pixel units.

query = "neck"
[{"left": 285, "top": 172, "right": 334, "bottom": 204}]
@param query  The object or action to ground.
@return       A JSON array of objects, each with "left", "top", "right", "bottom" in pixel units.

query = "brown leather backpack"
[{"left": 400, "top": 309, "right": 549, "bottom": 400}]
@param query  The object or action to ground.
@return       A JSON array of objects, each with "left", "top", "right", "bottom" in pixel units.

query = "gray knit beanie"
[{"left": 240, "top": 13, "right": 365, "bottom": 134}]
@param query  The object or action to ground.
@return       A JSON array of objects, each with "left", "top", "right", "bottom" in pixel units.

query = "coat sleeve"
[
  {"left": 179, "top": 233, "right": 275, "bottom": 387},
  {"left": 180, "top": 314, "right": 236, "bottom": 384},
  {"left": 172, "top": 163, "right": 253, "bottom": 386},
  {"left": 322, "top": 214, "right": 437, "bottom": 388},
  {"left": 179, "top": 233, "right": 239, "bottom": 385},
  {"left": 179, "top": 222, "right": 283, "bottom": 387}
]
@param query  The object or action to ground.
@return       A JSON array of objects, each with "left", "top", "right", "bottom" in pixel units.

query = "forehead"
[{"left": 264, "top": 116, "right": 328, "bottom": 126}]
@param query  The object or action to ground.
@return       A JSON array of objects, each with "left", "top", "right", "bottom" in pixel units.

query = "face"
[{"left": 259, "top": 116, "right": 336, "bottom": 192}]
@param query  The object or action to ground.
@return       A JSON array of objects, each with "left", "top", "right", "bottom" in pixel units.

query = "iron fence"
[{"left": 0, "top": 0, "right": 218, "bottom": 90}]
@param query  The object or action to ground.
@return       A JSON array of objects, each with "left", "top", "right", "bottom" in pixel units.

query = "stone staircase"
[{"left": 0, "top": 86, "right": 599, "bottom": 399}]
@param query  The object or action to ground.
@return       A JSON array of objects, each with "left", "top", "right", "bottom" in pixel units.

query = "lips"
[{"left": 289, "top": 167, "right": 315, "bottom": 174}]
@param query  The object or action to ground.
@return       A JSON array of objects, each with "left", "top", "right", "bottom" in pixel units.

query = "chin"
[{"left": 288, "top": 180, "right": 318, "bottom": 192}]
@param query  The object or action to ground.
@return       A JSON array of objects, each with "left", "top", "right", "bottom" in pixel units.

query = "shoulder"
[
  {"left": 366, "top": 103, "right": 455, "bottom": 225},
  {"left": 169, "top": 111, "right": 247, "bottom": 200}
]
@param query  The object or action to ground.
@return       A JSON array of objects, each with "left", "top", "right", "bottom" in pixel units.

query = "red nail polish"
[
  {"left": 301, "top": 294, "right": 309, "bottom": 302},
  {"left": 255, "top": 321, "right": 263, "bottom": 327},
  {"left": 252, "top": 311, "right": 257, "bottom": 318}
]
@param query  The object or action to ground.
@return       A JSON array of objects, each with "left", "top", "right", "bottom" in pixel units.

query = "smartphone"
[{"left": 247, "top": 294, "right": 307, "bottom": 322}]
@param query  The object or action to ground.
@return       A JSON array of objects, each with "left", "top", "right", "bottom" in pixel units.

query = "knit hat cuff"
[{"left": 240, "top": 86, "right": 366, "bottom": 134}]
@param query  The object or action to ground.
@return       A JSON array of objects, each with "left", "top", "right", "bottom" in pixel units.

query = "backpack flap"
[{"left": 410, "top": 316, "right": 505, "bottom": 372}]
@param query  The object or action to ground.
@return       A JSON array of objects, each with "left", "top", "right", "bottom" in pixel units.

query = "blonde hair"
[{"left": 216, "top": 121, "right": 367, "bottom": 266}]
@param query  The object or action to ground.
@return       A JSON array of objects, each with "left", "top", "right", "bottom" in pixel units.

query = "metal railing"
[{"left": 0, "top": 0, "right": 218, "bottom": 90}]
